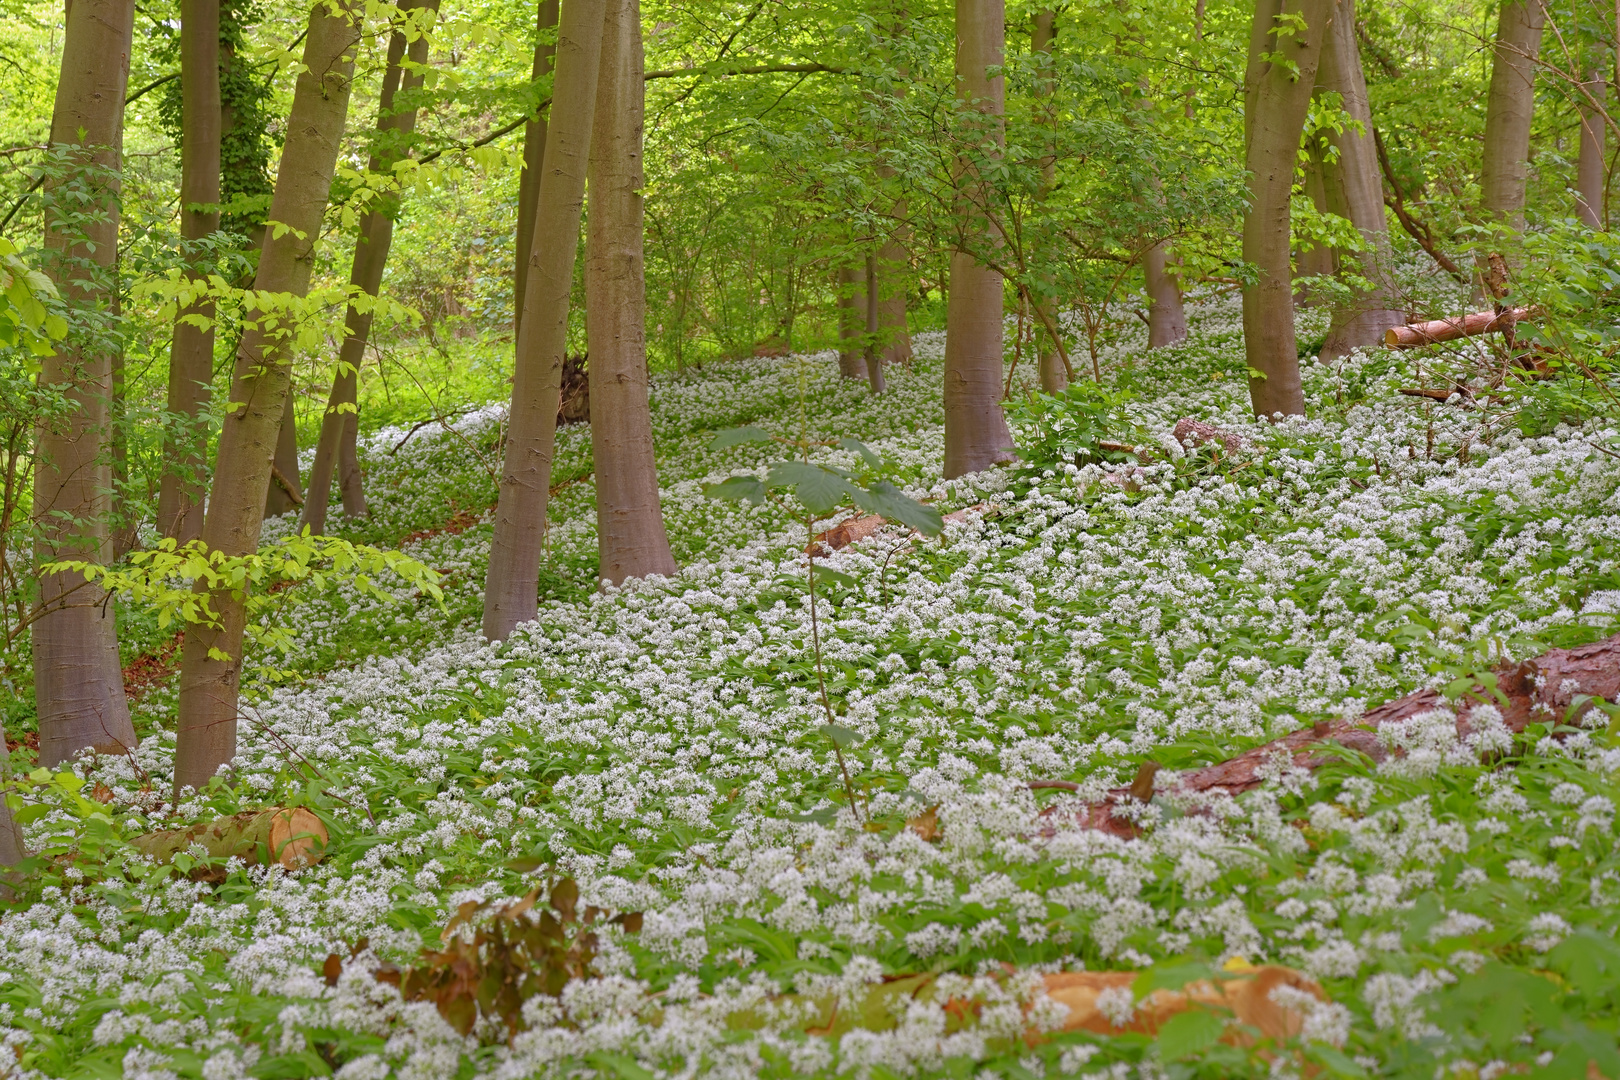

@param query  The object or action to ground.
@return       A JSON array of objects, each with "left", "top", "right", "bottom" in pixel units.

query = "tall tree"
[
  {"left": 942, "top": 0, "right": 1013, "bottom": 477},
  {"left": 482, "top": 0, "right": 607, "bottom": 640},
  {"left": 835, "top": 264, "right": 868, "bottom": 379},
  {"left": 1477, "top": 0, "right": 1545, "bottom": 283},
  {"left": 1031, "top": 8, "right": 1068, "bottom": 389},
  {"left": 1143, "top": 243, "right": 1188, "bottom": 347},
  {"left": 156, "top": 0, "right": 222, "bottom": 542},
  {"left": 1576, "top": 68, "right": 1605, "bottom": 228},
  {"left": 32, "top": 0, "right": 140, "bottom": 767},
  {"left": 586, "top": 0, "right": 676, "bottom": 585},
  {"left": 516, "top": 0, "right": 562, "bottom": 339},
  {"left": 863, "top": 250, "right": 886, "bottom": 392},
  {"left": 173, "top": 0, "right": 362, "bottom": 795},
  {"left": 1241, "top": 0, "right": 1332, "bottom": 417},
  {"left": 302, "top": 0, "right": 439, "bottom": 535},
  {"left": 1316, "top": 0, "right": 1402, "bottom": 357}
]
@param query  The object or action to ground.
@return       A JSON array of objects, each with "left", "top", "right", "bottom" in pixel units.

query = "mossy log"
[{"left": 131, "top": 807, "right": 327, "bottom": 873}]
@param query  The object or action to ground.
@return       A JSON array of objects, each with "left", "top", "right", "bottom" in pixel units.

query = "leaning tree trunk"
[
  {"left": 514, "top": 0, "right": 561, "bottom": 338},
  {"left": 1241, "top": 0, "right": 1332, "bottom": 418},
  {"left": 156, "top": 0, "right": 222, "bottom": 543},
  {"left": 1577, "top": 68, "right": 1605, "bottom": 228},
  {"left": 173, "top": 0, "right": 361, "bottom": 796},
  {"left": 32, "top": 0, "right": 139, "bottom": 768},
  {"left": 1317, "top": 0, "right": 1404, "bottom": 357},
  {"left": 942, "top": 0, "right": 1014, "bottom": 478},
  {"left": 1030, "top": 8, "right": 1069, "bottom": 390},
  {"left": 835, "top": 264, "right": 868, "bottom": 379},
  {"left": 586, "top": 0, "right": 676, "bottom": 586},
  {"left": 302, "top": 0, "right": 438, "bottom": 535},
  {"left": 482, "top": 0, "right": 607, "bottom": 640},
  {"left": 1477, "top": 0, "right": 1545, "bottom": 291}
]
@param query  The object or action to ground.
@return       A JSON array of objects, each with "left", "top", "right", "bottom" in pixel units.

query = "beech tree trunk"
[
  {"left": 174, "top": 0, "right": 361, "bottom": 796},
  {"left": 265, "top": 396, "right": 301, "bottom": 517},
  {"left": 1296, "top": 144, "right": 1334, "bottom": 291},
  {"left": 514, "top": 0, "right": 561, "bottom": 338},
  {"left": 32, "top": 0, "right": 139, "bottom": 768},
  {"left": 302, "top": 0, "right": 438, "bottom": 535},
  {"left": 156, "top": 0, "right": 221, "bottom": 543},
  {"left": 1317, "top": 0, "right": 1403, "bottom": 357},
  {"left": 482, "top": 0, "right": 607, "bottom": 640},
  {"left": 1241, "top": 0, "right": 1332, "bottom": 418},
  {"left": 942, "top": 0, "right": 1014, "bottom": 478},
  {"left": 864, "top": 250, "right": 887, "bottom": 393},
  {"left": 877, "top": 239, "right": 913, "bottom": 365},
  {"left": 586, "top": 0, "right": 676, "bottom": 587},
  {"left": 1143, "top": 242, "right": 1188, "bottom": 347},
  {"left": 1577, "top": 69, "right": 1605, "bottom": 228},
  {"left": 835, "top": 264, "right": 868, "bottom": 379},
  {"left": 1477, "top": 0, "right": 1545, "bottom": 277},
  {"left": 1031, "top": 9, "right": 1067, "bottom": 391}
]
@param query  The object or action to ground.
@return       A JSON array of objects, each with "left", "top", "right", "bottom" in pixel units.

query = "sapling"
[{"left": 703, "top": 411, "right": 942, "bottom": 822}]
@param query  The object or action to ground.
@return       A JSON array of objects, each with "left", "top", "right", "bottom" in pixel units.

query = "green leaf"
[
  {"left": 709, "top": 426, "right": 775, "bottom": 450},
  {"left": 1304, "top": 1044, "right": 1370, "bottom": 1078},
  {"left": 787, "top": 806, "right": 840, "bottom": 825},
  {"left": 585, "top": 1052, "right": 656, "bottom": 1080},
  {"left": 1153, "top": 1007, "right": 1226, "bottom": 1060},
  {"left": 857, "top": 481, "right": 944, "bottom": 536},
  {"left": 1134, "top": 961, "right": 1217, "bottom": 1000},
  {"left": 837, "top": 437, "right": 884, "bottom": 470},
  {"left": 702, "top": 476, "right": 767, "bottom": 504},
  {"left": 811, "top": 566, "right": 859, "bottom": 590},
  {"left": 766, "top": 461, "right": 854, "bottom": 516},
  {"left": 818, "top": 723, "right": 862, "bottom": 748}
]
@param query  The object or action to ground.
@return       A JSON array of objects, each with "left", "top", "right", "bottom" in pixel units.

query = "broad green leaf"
[
  {"left": 818, "top": 723, "right": 862, "bottom": 748},
  {"left": 811, "top": 566, "right": 859, "bottom": 590},
  {"left": 702, "top": 476, "right": 767, "bottom": 504},
  {"left": 837, "top": 437, "right": 884, "bottom": 470},
  {"left": 1152, "top": 1006, "right": 1225, "bottom": 1060},
  {"left": 709, "top": 426, "right": 775, "bottom": 450},
  {"left": 856, "top": 481, "right": 944, "bottom": 536},
  {"left": 767, "top": 461, "right": 853, "bottom": 515},
  {"left": 1133, "top": 961, "right": 1217, "bottom": 1000}
]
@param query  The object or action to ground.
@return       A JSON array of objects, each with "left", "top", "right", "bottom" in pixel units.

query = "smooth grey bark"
[
  {"left": 265, "top": 395, "right": 301, "bottom": 517},
  {"left": 1031, "top": 8, "right": 1067, "bottom": 391},
  {"left": 864, "top": 250, "right": 886, "bottom": 393},
  {"left": 174, "top": 0, "right": 360, "bottom": 796},
  {"left": 1241, "top": 0, "right": 1332, "bottom": 417},
  {"left": 482, "top": 0, "right": 607, "bottom": 640},
  {"left": 877, "top": 239, "right": 913, "bottom": 365},
  {"left": 157, "top": 0, "right": 221, "bottom": 543},
  {"left": 302, "top": 0, "right": 439, "bottom": 535},
  {"left": 586, "top": 0, "right": 676, "bottom": 586},
  {"left": 1296, "top": 144, "right": 1334, "bottom": 290},
  {"left": 1577, "top": 69, "right": 1605, "bottom": 228},
  {"left": 1478, "top": 0, "right": 1545, "bottom": 274},
  {"left": 1317, "top": 0, "right": 1403, "bottom": 357},
  {"left": 32, "top": 0, "right": 139, "bottom": 768},
  {"left": 514, "top": 0, "right": 561, "bottom": 337},
  {"left": 943, "top": 0, "right": 1013, "bottom": 477},
  {"left": 835, "top": 264, "right": 868, "bottom": 379},
  {"left": 1144, "top": 243, "right": 1189, "bottom": 347}
]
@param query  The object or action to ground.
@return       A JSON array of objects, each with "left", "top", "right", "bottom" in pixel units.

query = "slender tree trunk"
[
  {"left": 264, "top": 395, "right": 301, "bottom": 516},
  {"left": 1477, "top": 0, "right": 1545, "bottom": 285},
  {"left": 173, "top": 0, "right": 360, "bottom": 796},
  {"left": 0, "top": 726, "right": 20, "bottom": 870},
  {"left": 302, "top": 0, "right": 438, "bottom": 534},
  {"left": 1296, "top": 143, "right": 1334, "bottom": 293},
  {"left": 1144, "top": 242, "right": 1188, "bottom": 347},
  {"left": 157, "top": 0, "right": 221, "bottom": 543},
  {"left": 943, "top": 0, "right": 1014, "bottom": 477},
  {"left": 835, "top": 264, "right": 868, "bottom": 378},
  {"left": 1577, "top": 68, "right": 1605, "bottom": 228},
  {"left": 1031, "top": 8, "right": 1068, "bottom": 391},
  {"left": 864, "top": 249, "right": 886, "bottom": 393},
  {"left": 878, "top": 237, "right": 913, "bottom": 365},
  {"left": 1241, "top": 0, "right": 1332, "bottom": 418},
  {"left": 1317, "top": 0, "right": 1404, "bottom": 357},
  {"left": 32, "top": 0, "right": 139, "bottom": 768},
  {"left": 586, "top": 0, "right": 675, "bottom": 586},
  {"left": 514, "top": 0, "right": 561, "bottom": 338},
  {"left": 482, "top": 0, "right": 607, "bottom": 640}
]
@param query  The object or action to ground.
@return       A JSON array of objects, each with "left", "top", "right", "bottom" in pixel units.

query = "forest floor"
[{"left": 4, "top": 295, "right": 1620, "bottom": 1078}]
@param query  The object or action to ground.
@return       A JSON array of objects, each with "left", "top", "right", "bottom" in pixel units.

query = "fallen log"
[
  {"left": 131, "top": 807, "right": 328, "bottom": 876},
  {"left": 1042, "top": 631, "right": 1620, "bottom": 838},
  {"left": 1384, "top": 307, "right": 1536, "bottom": 349},
  {"left": 1171, "top": 417, "right": 1245, "bottom": 454},
  {"left": 810, "top": 504, "right": 986, "bottom": 554}
]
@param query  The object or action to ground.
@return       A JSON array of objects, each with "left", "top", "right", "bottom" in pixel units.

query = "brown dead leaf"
[{"left": 907, "top": 805, "right": 940, "bottom": 842}]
